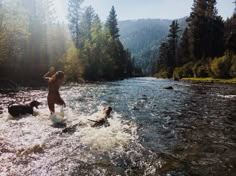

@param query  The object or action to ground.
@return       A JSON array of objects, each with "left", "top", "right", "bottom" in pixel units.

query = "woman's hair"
[{"left": 51, "top": 71, "right": 64, "bottom": 82}]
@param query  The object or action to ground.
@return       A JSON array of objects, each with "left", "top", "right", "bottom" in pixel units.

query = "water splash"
[{"left": 0, "top": 78, "right": 235, "bottom": 175}]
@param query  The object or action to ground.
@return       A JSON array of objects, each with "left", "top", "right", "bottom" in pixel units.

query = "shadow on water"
[{"left": 0, "top": 78, "right": 236, "bottom": 175}]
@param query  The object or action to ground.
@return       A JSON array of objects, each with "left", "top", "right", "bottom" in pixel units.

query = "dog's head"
[
  {"left": 103, "top": 106, "right": 112, "bottom": 116},
  {"left": 30, "top": 100, "right": 41, "bottom": 109}
]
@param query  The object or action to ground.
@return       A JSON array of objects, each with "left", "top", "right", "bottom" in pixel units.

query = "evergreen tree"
[
  {"left": 206, "top": 0, "right": 224, "bottom": 57},
  {"left": 177, "top": 27, "right": 190, "bottom": 66},
  {"left": 157, "top": 20, "right": 180, "bottom": 71},
  {"left": 158, "top": 41, "right": 169, "bottom": 67},
  {"left": 105, "top": 6, "right": 119, "bottom": 39},
  {"left": 187, "top": 0, "right": 208, "bottom": 60},
  {"left": 68, "top": 0, "right": 83, "bottom": 48},
  {"left": 167, "top": 20, "right": 180, "bottom": 67},
  {"left": 187, "top": 0, "right": 224, "bottom": 60},
  {"left": 105, "top": 6, "right": 124, "bottom": 78},
  {"left": 225, "top": 2, "right": 236, "bottom": 54},
  {"left": 80, "top": 6, "right": 95, "bottom": 46},
  {"left": 0, "top": 0, "right": 29, "bottom": 78}
]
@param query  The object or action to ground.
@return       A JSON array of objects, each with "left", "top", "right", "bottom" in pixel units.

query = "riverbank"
[{"left": 181, "top": 77, "right": 236, "bottom": 84}]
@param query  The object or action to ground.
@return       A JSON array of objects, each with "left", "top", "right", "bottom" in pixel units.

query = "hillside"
[{"left": 118, "top": 17, "right": 187, "bottom": 74}]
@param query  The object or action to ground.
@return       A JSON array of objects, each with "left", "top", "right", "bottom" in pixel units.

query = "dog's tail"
[{"left": 88, "top": 119, "right": 97, "bottom": 123}]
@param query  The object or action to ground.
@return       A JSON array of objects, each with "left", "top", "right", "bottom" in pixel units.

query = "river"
[{"left": 0, "top": 77, "right": 236, "bottom": 176}]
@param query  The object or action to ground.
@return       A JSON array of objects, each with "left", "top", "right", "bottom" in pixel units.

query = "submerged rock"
[{"left": 164, "top": 86, "right": 174, "bottom": 90}]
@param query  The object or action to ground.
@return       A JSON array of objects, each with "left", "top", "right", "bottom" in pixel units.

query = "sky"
[{"left": 54, "top": 0, "right": 235, "bottom": 22}]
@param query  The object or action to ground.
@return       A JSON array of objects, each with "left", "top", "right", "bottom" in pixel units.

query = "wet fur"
[
  {"left": 89, "top": 118, "right": 110, "bottom": 127},
  {"left": 8, "top": 100, "right": 41, "bottom": 117}
]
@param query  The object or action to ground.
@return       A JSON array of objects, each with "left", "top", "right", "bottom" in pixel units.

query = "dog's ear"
[{"left": 35, "top": 101, "right": 41, "bottom": 109}]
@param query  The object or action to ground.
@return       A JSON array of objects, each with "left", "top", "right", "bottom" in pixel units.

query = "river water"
[{"left": 0, "top": 77, "right": 236, "bottom": 176}]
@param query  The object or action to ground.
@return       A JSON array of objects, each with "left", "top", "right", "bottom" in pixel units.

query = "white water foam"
[
  {"left": 217, "top": 94, "right": 236, "bottom": 99},
  {"left": 0, "top": 105, "right": 138, "bottom": 175}
]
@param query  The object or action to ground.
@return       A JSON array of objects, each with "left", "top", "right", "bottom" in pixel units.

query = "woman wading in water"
[{"left": 43, "top": 67, "right": 66, "bottom": 114}]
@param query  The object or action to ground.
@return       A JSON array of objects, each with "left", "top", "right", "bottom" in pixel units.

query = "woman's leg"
[
  {"left": 55, "top": 97, "right": 65, "bottom": 106},
  {"left": 47, "top": 96, "right": 55, "bottom": 114}
]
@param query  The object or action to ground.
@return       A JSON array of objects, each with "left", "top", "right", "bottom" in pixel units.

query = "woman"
[{"left": 43, "top": 67, "right": 66, "bottom": 114}]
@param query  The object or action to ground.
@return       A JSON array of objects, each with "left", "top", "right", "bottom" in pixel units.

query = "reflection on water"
[{"left": 0, "top": 78, "right": 236, "bottom": 176}]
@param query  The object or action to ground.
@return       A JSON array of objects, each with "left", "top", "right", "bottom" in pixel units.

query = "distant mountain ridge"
[{"left": 118, "top": 17, "right": 187, "bottom": 74}]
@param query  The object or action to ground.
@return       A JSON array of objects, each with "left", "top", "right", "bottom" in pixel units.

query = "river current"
[{"left": 0, "top": 77, "right": 235, "bottom": 176}]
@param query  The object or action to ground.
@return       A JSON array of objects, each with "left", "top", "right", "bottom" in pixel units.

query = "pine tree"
[
  {"left": 187, "top": 0, "right": 224, "bottom": 60},
  {"left": 80, "top": 6, "right": 95, "bottom": 46},
  {"left": 187, "top": 0, "right": 208, "bottom": 60},
  {"left": 105, "top": 6, "right": 119, "bottom": 39},
  {"left": 68, "top": 0, "right": 83, "bottom": 48},
  {"left": 206, "top": 0, "right": 224, "bottom": 57},
  {"left": 105, "top": 6, "right": 123, "bottom": 78},
  {"left": 225, "top": 1, "right": 236, "bottom": 54},
  {"left": 158, "top": 41, "right": 169, "bottom": 67},
  {"left": 167, "top": 20, "right": 180, "bottom": 67},
  {"left": 177, "top": 27, "right": 190, "bottom": 66}
]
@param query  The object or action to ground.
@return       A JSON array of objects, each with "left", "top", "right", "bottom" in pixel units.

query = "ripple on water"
[{"left": 0, "top": 78, "right": 235, "bottom": 175}]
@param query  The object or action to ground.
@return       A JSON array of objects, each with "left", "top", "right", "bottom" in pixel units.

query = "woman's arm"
[{"left": 43, "top": 67, "right": 55, "bottom": 81}]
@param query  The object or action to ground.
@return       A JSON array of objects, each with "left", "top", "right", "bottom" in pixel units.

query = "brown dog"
[{"left": 8, "top": 100, "right": 41, "bottom": 117}]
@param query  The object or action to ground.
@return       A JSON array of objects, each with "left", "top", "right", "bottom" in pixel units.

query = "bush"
[
  {"left": 192, "top": 61, "right": 209, "bottom": 78},
  {"left": 210, "top": 56, "right": 231, "bottom": 78},
  {"left": 195, "top": 65, "right": 209, "bottom": 77},
  {"left": 173, "top": 67, "right": 183, "bottom": 79},
  {"left": 155, "top": 66, "right": 173, "bottom": 78},
  {"left": 173, "top": 62, "right": 194, "bottom": 79}
]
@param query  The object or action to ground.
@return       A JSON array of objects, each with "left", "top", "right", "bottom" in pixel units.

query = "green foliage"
[
  {"left": 173, "top": 54, "right": 236, "bottom": 79},
  {"left": 166, "top": 20, "right": 180, "bottom": 67},
  {"left": 155, "top": 66, "right": 173, "bottom": 78},
  {"left": 177, "top": 28, "right": 190, "bottom": 66},
  {"left": 156, "top": 20, "right": 180, "bottom": 77},
  {"left": 229, "top": 55, "right": 236, "bottom": 77},
  {"left": 62, "top": 47, "right": 83, "bottom": 82},
  {"left": 173, "top": 62, "right": 194, "bottom": 79},
  {"left": 156, "top": 0, "right": 234, "bottom": 80},
  {"left": 0, "top": 0, "right": 29, "bottom": 65},
  {"left": 68, "top": 0, "right": 84, "bottom": 48},
  {"left": 105, "top": 6, "right": 119, "bottom": 39},
  {"left": 65, "top": 5, "right": 134, "bottom": 81},
  {"left": 210, "top": 55, "right": 232, "bottom": 78},
  {"left": 0, "top": 1, "right": 134, "bottom": 82},
  {"left": 187, "top": 0, "right": 224, "bottom": 60},
  {"left": 192, "top": 61, "right": 209, "bottom": 78},
  {"left": 182, "top": 77, "right": 236, "bottom": 83},
  {"left": 224, "top": 14, "right": 236, "bottom": 54}
]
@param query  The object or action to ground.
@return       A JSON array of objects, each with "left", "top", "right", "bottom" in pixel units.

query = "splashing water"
[{"left": 0, "top": 78, "right": 236, "bottom": 175}]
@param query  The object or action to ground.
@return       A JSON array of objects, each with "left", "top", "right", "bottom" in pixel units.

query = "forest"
[
  {"left": 0, "top": 0, "right": 135, "bottom": 83},
  {"left": 0, "top": 0, "right": 235, "bottom": 84},
  {"left": 155, "top": 0, "right": 236, "bottom": 80}
]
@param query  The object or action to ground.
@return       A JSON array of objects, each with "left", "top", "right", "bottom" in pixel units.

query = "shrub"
[
  {"left": 155, "top": 66, "right": 173, "bottom": 78},
  {"left": 173, "top": 67, "right": 183, "bottom": 79},
  {"left": 181, "top": 62, "right": 194, "bottom": 77},
  {"left": 195, "top": 64, "right": 209, "bottom": 77},
  {"left": 210, "top": 56, "right": 231, "bottom": 78},
  {"left": 192, "top": 61, "right": 209, "bottom": 78},
  {"left": 173, "top": 62, "right": 194, "bottom": 79}
]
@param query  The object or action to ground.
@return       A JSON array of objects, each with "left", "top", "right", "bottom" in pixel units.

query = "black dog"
[{"left": 8, "top": 100, "right": 41, "bottom": 117}]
